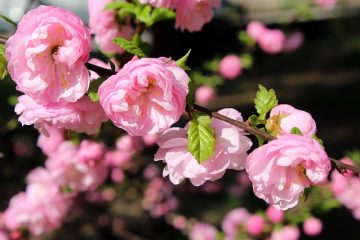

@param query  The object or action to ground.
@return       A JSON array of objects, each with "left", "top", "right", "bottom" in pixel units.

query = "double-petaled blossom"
[
  {"left": 175, "top": 0, "right": 221, "bottom": 32},
  {"left": 267, "top": 104, "right": 317, "bottom": 137},
  {"left": 155, "top": 108, "right": 252, "bottom": 186},
  {"left": 189, "top": 222, "right": 218, "bottom": 240},
  {"left": 37, "top": 126, "right": 65, "bottom": 157},
  {"left": 99, "top": 57, "right": 189, "bottom": 136},
  {"left": 88, "top": 0, "right": 134, "bottom": 54},
  {"left": 195, "top": 85, "right": 216, "bottom": 106},
  {"left": 3, "top": 168, "right": 72, "bottom": 236},
  {"left": 246, "top": 134, "right": 330, "bottom": 210},
  {"left": 46, "top": 140, "right": 108, "bottom": 192},
  {"left": 15, "top": 95, "right": 108, "bottom": 136},
  {"left": 222, "top": 208, "right": 250, "bottom": 240},
  {"left": 6, "top": 5, "right": 91, "bottom": 104}
]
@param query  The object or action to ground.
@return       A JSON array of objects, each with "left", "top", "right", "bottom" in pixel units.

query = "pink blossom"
[
  {"left": 314, "top": 0, "right": 337, "bottom": 9},
  {"left": 6, "top": 5, "right": 91, "bottom": 104},
  {"left": 303, "top": 217, "right": 322, "bottom": 236},
  {"left": 271, "top": 226, "right": 300, "bottom": 240},
  {"left": 143, "top": 164, "right": 160, "bottom": 180},
  {"left": 246, "top": 215, "right": 265, "bottom": 236},
  {"left": 195, "top": 85, "right": 216, "bottom": 105},
  {"left": 37, "top": 126, "right": 65, "bottom": 157},
  {"left": 218, "top": 55, "right": 243, "bottom": 80},
  {"left": 257, "top": 29, "right": 286, "bottom": 54},
  {"left": 246, "top": 21, "right": 266, "bottom": 41},
  {"left": 175, "top": 0, "right": 221, "bottom": 32},
  {"left": 15, "top": 95, "right": 108, "bottom": 136},
  {"left": 139, "top": 0, "right": 177, "bottom": 8},
  {"left": 246, "top": 134, "right": 330, "bottom": 210},
  {"left": 331, "top": 158, "right": 360, "bottom": 220},
  {"left": 3, "top": 168, "right": 72, "bottom": 235},
  {"left": 283, "top": 31, "right": 304, "bottom": 52},
  {"left": 105, "top": 150, "right": 132, "bottom": 168},
  {"left": 99, "top": 57, "right": 189, "bottom": 136},
  {"left": 88, "top": 0, "right": 134, "bottom": 54},
  {"left": 0, "top": 230, "right": 8, "bottom": 240},
  {"left": 171, "top": 215, "right": 187, "bottom": 230},
  {"left": 268, "top": 104, "right": 317, "bottom": 137},
  {"left": 116, "top": 135, "right": 142, "bottom": 152},
  {"left": 155, "top": 108, "right": 252, "bottom": 186},
  {"left": 189, "top": 222, "right": 217, "bottom": 240},
  {"left": 111, "top": 168, "right": 125, "bottom": 183},
  {"left": 222, "top": 208, "right": 250, "bottom": 240},
  {"left": 266, "top": 206, "right": 284, "bottom": 223},
  {"left": 46, "top": 140, "right": 108, "bottom": 192}
]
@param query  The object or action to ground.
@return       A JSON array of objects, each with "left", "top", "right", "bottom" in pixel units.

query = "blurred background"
[{"left": 0, "top": 0, "right": 360, "bottom": 239}]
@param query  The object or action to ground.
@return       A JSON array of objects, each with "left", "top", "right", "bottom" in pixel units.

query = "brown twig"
[
  {"left": 86, "top": 62, "right": 117, "bottom": 76},
  {"left": 192, "top": 104, "right": 360, "bottom": 174}
]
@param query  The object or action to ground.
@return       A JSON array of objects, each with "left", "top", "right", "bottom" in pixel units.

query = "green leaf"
[
  {"left": 87, "top": 77, "right": 105, "bottom": 102},
  {"left": 191, "top": 71, "right": 224, "bottom": 87},
  {"left": 312, "top": 134, "right": 324, "bottom": 147},
  {"left": 0, "top": 44, "right": 7, "bottom": 80},
  {"left": 254, "top": 84, "right": 278, "bottom": 120},
  {"left": 186, "top": 79, "right": 195, "bottom": 106},
  {"left": 149, "top": 7, "right": 175, "bottom": 24},
  {"left": 0, "top": 14, "right": 17, "bottom": 27},
  {"left": 237, "top": 31, "right": 256, "bottom": 46},
  {"left": 176, "top": 49, "right": 191, "bottom": 71},
  {"left": 240, "top": 53, "right": 253, "bottom": 69},
  {"left": 88, "top": 92, "right": 99, "bottom": 102},
  {"left": 113, "top": 38, "right": 146, "bottom": 57},
  {"left": 290, "top": 127, "right": 303, "bottom": 135},
  {"left": 187, "top": 113, "right": 216, "bottom": 164}
]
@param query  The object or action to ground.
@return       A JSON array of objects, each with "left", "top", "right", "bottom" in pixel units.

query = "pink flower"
[
  {"left": 246, "top": 134, "right": 330, "bottom": 210},
  {"left": 257, "top": 29, "right": 286, "bottom": 54},
  {"left": 283, "top": 31, "right": 304, "bottom": 52},
  {"left": 88, "top": 0, "right": 134, "bottom": 54},
  {"left": 37, "top": 126, "right": 65, "bottom": 157},
  {"left": 266, "top": 206, "right": 284, "bottom": 223},
  {"left": 105, "top": 150, "right": 132, "bottom": 168},
  {"left": 142, "top": 134, "right": 160, "bottom": 147},
  {"left": 219, "top": 55, "right": 243, "bottom": 80},
  {"left": 155, "top": 108, "right": 252, "bottom": 186},
  {"left": 189, "top": 222, "right": 217, "bottom": 240},
  {"left": 268, "top": 104, "right": 317, "bottom": 137},
  {"left": 175, "top": 0, "right": 221, "bottom": 32},
  {"left": 4, "top": 168, "right": 72, "bottom": 235},
  {"left": 0, "top": 230, "right": 8, "bottom": 240},
  {"left": 303, "top": 217, "right": 322, "bottom": 236},
  {"left": 314, "top": 0, "right": 337, "bottom": 9},
  {"left": 46, "top": 140, "right": 108, "bottom": 192},
  {"left": 111, "top": 168, "right": 125, "bottom": 183},
  {"left": 222, "top": 208, "right": 249, "bottom": 240},
  {"left": 15, "top": 95, "right": 108, "bottom": 136},
  {"left": 195, "top": 85, "right": 216, "bottom": 105},
  {"left": 139, "top": 0, "right": 177, "bottom": 8},
  {"left": 6, "top": 5, "right": 91, "bottom": 104},
  {"left": 246, "top": 21, "right": 266, "bottom": 41},
  {"left": 116, "top": 135, "right": 142, "bottom": 152},
  {"left": 271, "top": 226, "right": 300, "bottom": 240},
  {"left": 246, "top": 215, "right": 265, "bottom": 236},
  {"left": 99, "top": 57, "right": 189, "bottom": 136},
  {"left": 331, "top": 158, "right": 360, "bottom": 220}
]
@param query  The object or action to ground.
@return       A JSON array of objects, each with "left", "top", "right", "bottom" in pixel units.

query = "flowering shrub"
[{"left": 0, "top": 0, "right": 358, "bottom": 239}]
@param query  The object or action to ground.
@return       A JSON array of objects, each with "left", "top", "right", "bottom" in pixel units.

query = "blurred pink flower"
[
  {"left": 303, "top": 217, "right": 322, "bottom": 236},
  {"left": 37, "top": 126, "right": 65, "bottom": 157},
  {"left": 46, "top": 140, "right": 108, "bottom": 192},
  {"left": 246, "top": 21, "right": 266, "bottom": 41},
  {"left": 271, "top": 226, "right": 300, "bottom": 240},
  {"left": 155, "top": 108, "right": 252, "bottom": 186},
  {"left": 246, "top": 134, "right": 330, "bottom": 210},
  {"left": 111, "top": 168, "right": 125, "bottom": 183},
  {"left": 258, "top": 29, "right": 286, "bottom": 54},
  {"left": 99, "top": 57, "right": 189, "bottom": 136},
  {"left": 3, "top": 168, "right": 72, "bottom": 235},
  {"left": 314, "top": 0, "right": 337, "bottom": 9},
  {"left": 218, "top": 55, "right": 243, "bottom": 80},
  {"left": 15, "top": 95, "right": 108, "bottom": 136},
  {"left": 6, "top": 5, "right": 91, "bottom": 104},
  {"left": 105, "top": 149, "right": 132, "bottom": 168},
  {"left": 222, "top": 208, "right": 249, "bottom": 240},
  {"left": 175, "top": 0, "right": 221, "bottom": 32},
  {"left": 116, "top": 134, "right": 143, "bottom": 152},
  {"left": 268, "top": 104, "right": 317, "bottom": 137},
  {"left": 189, "top": 222, "right": 218, "bottom": 240},
  {"left": 283, "top": 31, "right": 304, "bottom": 52},
  {"left": 266, "top": 206, "right": 284, "bottom": 223},
  {"left": 142, "top": 134, "right": 160, "bottom": 147},
  {"left": 0, "top": 230, "right": 8, "bottom": 240},
  {"left": 88, "top": 0, "right": 134, "bottom": 54},
  {"left": 246, "top": 215, "right": 265, "bottom": 236},
  {"left": 195, "top": 86, "right": 216, "bottom": 105}
]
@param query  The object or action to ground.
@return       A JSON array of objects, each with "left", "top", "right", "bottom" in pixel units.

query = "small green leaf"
[
  {"left": 176, "top": 49, "right": 191, "bottom": 71},
  {"left": 87, "top": 77, "right": 105, "bottom": 102},
  {"left": 0, "top": 44, "right": 8, "bottom": 80},
  {"left": 149, "top": 7, "right": 175, "bottom": 24},
  {"left": 191, "top": 71, "right": 224, "bottom": 87},
  {"left": 254, "top": 84, "right": 278, "bottom": 120},
  {"left": 0, "top": 14, "right": 17, "bottom": 27},
  {"left": 240, "top": 53, "right": 253, "bottom": 69},
  {"left": 113, "top": 38, "right": 146, "bottom": 57},
  {"left": 88, "top": 92, "right": 99, "bottom": 102},
  {"left": 237, "top": 31, "right": 256, "bottom": 46},
  {"left": 187, "top": 113, "right": 216, "bottom": 164},
  {"left": 290, "top": 127, "right": 303, "bottom": 135},
  {"left": 312, "top": 134, "right": 324, "bottom": 147}
]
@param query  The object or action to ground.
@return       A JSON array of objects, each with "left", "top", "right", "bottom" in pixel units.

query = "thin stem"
[{"left": 193, "top": 104, "right": 360, "bottom": 174}]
